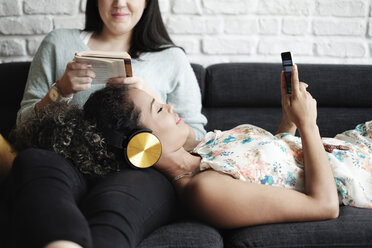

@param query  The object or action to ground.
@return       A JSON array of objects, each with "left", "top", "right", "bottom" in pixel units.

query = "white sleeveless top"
[
  {"left": 192, "top": 121, "right": 372, "bottom": 209},
  {"left": 80, "top": 31, "right": 94, "bottom": 45}
]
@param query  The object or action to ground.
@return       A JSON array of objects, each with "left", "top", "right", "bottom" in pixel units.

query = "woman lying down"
[{"left": 11, "top": 65, "right": 372, "bottom": 229}]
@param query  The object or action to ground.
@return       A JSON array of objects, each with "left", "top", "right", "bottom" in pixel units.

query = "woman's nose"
[
  {"left": 167, "top": 104, "right": 173, "bottom": 113},
  {"left": 114, "top": 0, "right": 127, "bottom": 8}
]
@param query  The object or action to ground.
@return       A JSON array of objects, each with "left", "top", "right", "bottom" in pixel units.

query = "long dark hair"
[
  {"left": 84, "top": 0, "right": 175, "bottom": 58},
  {"left": 10, "top": 86, "right": 142, "bottom": 177}
]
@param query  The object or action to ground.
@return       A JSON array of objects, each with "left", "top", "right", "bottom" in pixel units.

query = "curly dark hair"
[
  {"left": 84, "top": 85, "right": 143, "bottom": 141},
  {"left": 10, "top": 85, "right": 142, "bottom": 177}
]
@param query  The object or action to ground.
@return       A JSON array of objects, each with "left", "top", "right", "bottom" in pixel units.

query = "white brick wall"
[{"left": 0, "top": 0, "right": 371, "bottom": 65}]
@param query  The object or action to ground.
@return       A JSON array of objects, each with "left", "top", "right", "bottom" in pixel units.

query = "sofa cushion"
[
  {"left": 223, "top": 206, "right": 372, "bottom": 247},
  {"left": 299, "top": 64, "right": 372, "bottom": 107},
  {"left": 138, "top": 221, "right": 223, "bottom": 248},
  {"left": 204, "top": 63, "right": 372, "bottom": 108},
  {"left": 204, "top": 107, "right": 372, "bottom": 138},
  {"left": 204, "top": 63, "right": 282, "bottom": 108},
  {"left": 0, "top": 62, "right": 30, "bottom": 138},
  {"left": 0, "top": 177, "right": 11, "bottom": 248},
  {"left": 203, "top": 63, "right": 372, "bottom": 138},
  {"left": 191, "top": 63, "right": 206, "bottom": 99}
]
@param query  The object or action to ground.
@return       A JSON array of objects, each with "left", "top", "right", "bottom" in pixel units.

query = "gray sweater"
[{"left": 17, "top": 29, "right": 207, "bottom": 140}]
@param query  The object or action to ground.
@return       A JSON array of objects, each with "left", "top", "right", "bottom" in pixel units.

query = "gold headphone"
[{"left": 104, "top": 129, "right": 162, "bottom": 168}]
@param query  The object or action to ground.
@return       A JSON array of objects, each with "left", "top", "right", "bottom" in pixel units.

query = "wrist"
[
  {"left": 298, "top": 122, "right": 319, "bottom": 135},
  {"left": 55, "top": 79, "right": 73, "bottom": 98},
  {"left": 48, "top": 82, "right": 73, "bottom": 103},
  {"left": 280, "top": 119, "right": 296, "bottom": 129}
]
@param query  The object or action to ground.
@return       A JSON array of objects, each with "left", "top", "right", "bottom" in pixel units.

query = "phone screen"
[{"left": 281, "top": 52, "right": 293, "bottom": 94}]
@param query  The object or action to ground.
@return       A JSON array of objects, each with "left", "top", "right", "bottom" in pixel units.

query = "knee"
[
  {"left": 11, "top": 148, "right": 83, "bottom": 189},
  {"left": 84, "top": 168, "right": 176, "bottom": 209},
  {"left": 81, "top": 169, "right": 177, "bottom": 245},
  {"left": 13, "top": 148, "right": 67, "bottom": 170}
]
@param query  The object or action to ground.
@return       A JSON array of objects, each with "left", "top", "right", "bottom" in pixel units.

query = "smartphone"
[{"left": 281, "top": 52, "right": 293, "bottom": 94}]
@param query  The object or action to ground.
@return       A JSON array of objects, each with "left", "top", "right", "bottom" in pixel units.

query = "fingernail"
[{"left": 87, "top": 64, "right": 92, "bottom": 68}]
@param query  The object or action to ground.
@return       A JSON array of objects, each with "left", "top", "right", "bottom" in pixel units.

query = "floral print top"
[{"left": 192, "top": 121, "right": 372, "bottom": 209}]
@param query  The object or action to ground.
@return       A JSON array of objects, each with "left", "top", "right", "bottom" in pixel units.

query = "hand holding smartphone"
[{"left": 281, "top": 52, "right": 293, "bottom": 94}]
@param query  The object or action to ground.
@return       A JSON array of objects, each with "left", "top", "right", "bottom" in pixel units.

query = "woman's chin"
[{"left": 105, "top": 24, "right": 133, "bottom": 36}]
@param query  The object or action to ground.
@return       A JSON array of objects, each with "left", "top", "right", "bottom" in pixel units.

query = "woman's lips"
[
  {"left": 176, "top": 116, "right": 184, "bottom": 125},
  {"left": 112, "top": 13, "right": 129, "bottom": 18}
]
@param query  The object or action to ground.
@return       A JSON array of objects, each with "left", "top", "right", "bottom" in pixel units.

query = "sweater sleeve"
[
  {"left": 165, "top": 48, "right": 207, "bottom": 141},
  {"left": 16, "top": 31, "right": 58, "bottom": 125}
]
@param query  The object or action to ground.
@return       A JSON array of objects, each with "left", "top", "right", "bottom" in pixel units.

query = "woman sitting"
[{"left": 11, "top": 65, "right": 372, "bottom": 229}]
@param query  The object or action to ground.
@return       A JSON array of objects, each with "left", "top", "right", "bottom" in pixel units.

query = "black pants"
[{"left": 9, "top": 148, "right": 176, "bottom": 248}]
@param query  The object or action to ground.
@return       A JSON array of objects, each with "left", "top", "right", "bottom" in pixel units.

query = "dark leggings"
[{"left": 10, "top": 148, "right": 176, "bottom": 248}]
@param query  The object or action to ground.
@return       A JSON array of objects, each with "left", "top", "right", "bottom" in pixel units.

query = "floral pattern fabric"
[{"left": 192, "top": 121, "right": 372, "bottom": 209}]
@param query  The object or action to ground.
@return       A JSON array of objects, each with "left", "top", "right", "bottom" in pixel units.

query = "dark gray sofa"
[{"left": 1, "top": 62, "right": 372, "bottom": 247}]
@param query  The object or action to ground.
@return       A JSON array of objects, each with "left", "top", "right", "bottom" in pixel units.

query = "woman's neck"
[
  {"left": 169, "top": 150, "right": 202, "bottom": 192},
  {"left": 88, "top": 28, "right": 132, "bottom": 52},
  {"left": 156, "top": 147, "right": 201, "bottom": 182},
  {"left": 174, "top": 152, "right": 202, "bottom": 178}
]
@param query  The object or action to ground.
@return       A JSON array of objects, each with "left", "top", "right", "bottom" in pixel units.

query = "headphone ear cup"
[{"left": 125, "top": 130, "right": 162, "bottom": 168}]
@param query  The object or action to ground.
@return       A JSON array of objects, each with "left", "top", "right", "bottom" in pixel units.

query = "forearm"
[
  {"left": 34, "top": 94, "right": 54, "bottom": 115},
  {"left": 299, "top": 124, "right": 338, "bottom": 207},
  {"left": 17, "top": 92, "right": 49, "bottom": 126}
]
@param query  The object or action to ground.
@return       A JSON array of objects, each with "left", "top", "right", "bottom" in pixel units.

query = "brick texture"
[
  {"left": 0, "top": 38, "right": 25, "bottom": 56},
  {"left": 313, "top": 19, "right": 366, "bottom": 36},
  {"left": 315, "top": 0, "right": 368, "bottom": 17},
  {"left": 172, "top": 0, "right": 202, "bottom": 14},
  {"left": 0, "top": 0, "right": 371, "bottom": 65},
  {"left": 316, "top": 41, "right": 366, "bottom": 57},
  {"left": 0, "top": 0, "right": 21, "bottom": 16},
  {"left": 24, "top": 0, "right": 78, "bottom": 15}
]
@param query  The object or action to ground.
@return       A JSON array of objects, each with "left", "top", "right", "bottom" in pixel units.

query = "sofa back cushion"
[
  {"left": 204, "top": 63, "right": 372, "bottom": 108},
  {"left": 202, "top": 63, "right": 372, "bottom": 137},
  {"left": 0, "top": 62, "right": 30, "bottom": 138}
]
